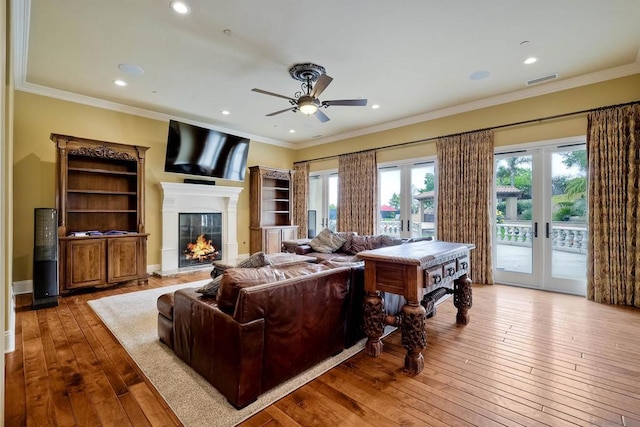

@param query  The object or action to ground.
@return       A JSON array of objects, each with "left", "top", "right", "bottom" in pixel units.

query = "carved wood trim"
[{"left": 68, "top": 145, "right": 136, "bottom": 161}]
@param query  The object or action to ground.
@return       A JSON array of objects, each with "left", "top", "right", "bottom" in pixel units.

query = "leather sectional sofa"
[{"left": 157, "top": 262, "right": 367, "bottom": 408}]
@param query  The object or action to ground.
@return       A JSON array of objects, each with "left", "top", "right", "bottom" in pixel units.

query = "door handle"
[
  {"left": 533, "top": 222, "right": 538, "bottom": 238},
  {"left": 545, "top": 222, "right": 550, "bottom": 238}
]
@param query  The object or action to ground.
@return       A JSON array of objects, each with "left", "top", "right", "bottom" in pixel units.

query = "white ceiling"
[{"left": 14, "top": 0, "right": 640, "bottom": 148}]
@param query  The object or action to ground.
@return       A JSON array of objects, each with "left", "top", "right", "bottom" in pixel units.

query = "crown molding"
[{"left": 297, "top": 62, "right": 640, "bottom": 149}]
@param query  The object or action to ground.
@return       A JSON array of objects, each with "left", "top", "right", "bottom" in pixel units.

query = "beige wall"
[
  {"left": 295, "top": 74, "right": 640, "bottom": 166},
  {"left": 12, "top": 91, "right": 294, "bottom": 281}
]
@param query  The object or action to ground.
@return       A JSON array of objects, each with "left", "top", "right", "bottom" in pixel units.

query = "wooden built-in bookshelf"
[
  {"left": 51, "top": 134, "right": 149, "bottom": 292},
  {"left": 249, "top": 165, "right": 298, "bottom": 254}
]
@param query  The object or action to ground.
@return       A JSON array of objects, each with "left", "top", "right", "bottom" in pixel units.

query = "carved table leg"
[
  {"left": 400, "top": 302, "right": 427, "bottom": 374},
  {"left": 453, "top": 274, "right": 473, "bottom": 325},
  {"left": 364, "top": 292, "right": 385, "bottom": 357}
]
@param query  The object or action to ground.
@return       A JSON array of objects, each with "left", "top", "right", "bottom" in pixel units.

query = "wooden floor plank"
[{"left": 36, "top": 309, "right": 77, "bottom": 426}]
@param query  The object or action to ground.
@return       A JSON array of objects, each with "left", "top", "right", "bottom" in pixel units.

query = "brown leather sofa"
[
  {"left": 293, "top": 232, "right": 405, "bottom": 262},
  {"left": 157, "top": 262, "right": 354, "bottom": 408}
]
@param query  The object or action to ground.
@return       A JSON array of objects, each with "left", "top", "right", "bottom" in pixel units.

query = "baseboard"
[
  {"left": 147, "top": 264, "right": 161, "bottom": 275},
  {"left": 13, "top": 279, "right": 32, "bottom": 295},
  {"left": 5, "top": 285, "right": 15, "bottom": 353}
]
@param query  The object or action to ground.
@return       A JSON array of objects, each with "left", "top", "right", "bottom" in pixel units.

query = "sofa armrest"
[
  {"left": 212, "top": 308, "right": 265, "bottom": 408},
  {"left": 294, "top": 244, "right": 313, "bottom": 255}
]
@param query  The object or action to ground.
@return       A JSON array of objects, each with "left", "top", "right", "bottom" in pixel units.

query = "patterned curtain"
[
  {"left": 587, "top": 104, "right": 640, "bottom": 307},
  {"left": 437, "top": 130, "right": 494, "bottom": 285},
  {"left": 292, "top": 162, "right": 309, "bottom": 239},
  {"left": 338, "top": 151, "right": 377, "bottom": 234}
]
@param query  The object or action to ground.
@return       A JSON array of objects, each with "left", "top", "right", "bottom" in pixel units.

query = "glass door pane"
[
  {"left": 548, "top": 148, "right": 587, "bottom": 284},
  {"left": 308, "top": 175, "right": 322, "bottom": 237},
  {"left": 411, "top": 164, "right": 436, "bottom": 238},
  {"left": 379, "top": 168, "right": 402, "bottom": 237},
  {"left": 308, "top": 173, "right": 338, "bottom": 236},
  {"left": 494, "top": 153, "right": 537, "bottom": 285},
  {"left": 328, "top": 175, "right": 338, "bottom": 232}
]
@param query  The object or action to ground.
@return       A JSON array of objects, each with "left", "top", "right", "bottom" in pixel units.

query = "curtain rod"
[{"left": 293, "top": 99, "right": 640, "bottom": 165}]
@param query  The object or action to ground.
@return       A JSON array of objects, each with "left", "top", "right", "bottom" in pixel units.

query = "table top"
[{"left": 357, "top": 240, "right": 475, "bottom": 270}]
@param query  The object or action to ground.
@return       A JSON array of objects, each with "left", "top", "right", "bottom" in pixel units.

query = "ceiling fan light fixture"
[{"left": 299, "top": 102, "right": 318, "bottom": 115}]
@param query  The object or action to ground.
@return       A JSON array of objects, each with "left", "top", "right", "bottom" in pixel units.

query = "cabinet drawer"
[
  {"left": 457, "top": 256, "right": 470, "bottom": 272},
  {"left": 443, "top": 260, "right": 457, "bottom": 278},
  {"left": 425, "top": 266, "right": 444, "bottom": 287}
]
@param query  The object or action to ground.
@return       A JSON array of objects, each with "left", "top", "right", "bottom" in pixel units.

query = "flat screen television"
[{"left": 164, "top": 120, "right": 250, "bottom": 181}]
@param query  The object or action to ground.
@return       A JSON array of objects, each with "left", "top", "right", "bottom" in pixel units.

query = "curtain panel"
[
  {"left": 338, "top": 151, "right": 377, "bottom": 234},
  {"left": 437, "top": 130, "right": 494, "bottom": 285},
  {"left": 292, "top": 162, "right": 309, "bottom": 239},
  {"left": 587, "top": 104, "right": 640, "bottom": 307}
]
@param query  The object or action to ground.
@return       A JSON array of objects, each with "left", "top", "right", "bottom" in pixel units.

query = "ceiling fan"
[{"left": 251, "top": 63, "right": 367, "bottom": 123}]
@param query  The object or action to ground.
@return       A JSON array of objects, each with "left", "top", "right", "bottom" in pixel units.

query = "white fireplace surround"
[{"left": 160, "top": 182, "right": 243, "bottom": 274}]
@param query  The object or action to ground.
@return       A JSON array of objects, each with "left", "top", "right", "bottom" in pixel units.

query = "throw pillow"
[
  {"left": 196, "top": 251, "right": 273, "bottom": 296},
  {"left": 308, "top": 228, "right": 347, "bottom": 254},
  {"left": 196, "top": 275, "right": 222, "bottom": 297},
  {"left": 235, "top": 251, "right": 274, "bottom": 268}
]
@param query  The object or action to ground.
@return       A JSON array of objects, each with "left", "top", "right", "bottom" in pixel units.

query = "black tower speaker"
[
  {"left": 33, "top": 208, "right": 59, "bottom": 309},
  {"left": 307, "top": 210, "right": 317, "bottom": 238}
]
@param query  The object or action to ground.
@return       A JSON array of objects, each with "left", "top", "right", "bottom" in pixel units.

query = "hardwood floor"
[{"left": 6, "top": 273, "right": 640, "bottom": 426}]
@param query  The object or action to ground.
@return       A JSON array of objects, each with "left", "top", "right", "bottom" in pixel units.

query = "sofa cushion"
[
  {"left": 217, "top": 266, "right": 287, "bottom": 313},
  {"left": 342, "top": 234, "right": 402, "bottom": 254},
  {"left": 308, "top": 228, "right": 347, "bottom": 253},
  {"left": 197, "top": 251, "right": 273, "bottom": 297},
  {"left": 322, "top": 256, "right": 364, "bottom": 268}
]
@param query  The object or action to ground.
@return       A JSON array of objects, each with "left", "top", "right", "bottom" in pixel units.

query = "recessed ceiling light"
[
  {"left": 221, "top": 110, "right": 230, "bottom": 115},
  {"left": 118, "top": 63, "right": 144, "bottom": 75},
  {"left": 113, "top": 79, "right": 127, "bottom": 87},
  {"left": 469, "top": 70, "right": 490, "bottom": 80},
  {"left": 523, "top": 57, "right": 538, "bottom": 65},
  {"left": 170, "top": 1, "right": 190, "bottom": 14},
  {"left": 371, "top": 104, "right": 380, "bottom": 109},
  {"left": 289, "top": 129, "right": 295, "bottom": 133}
]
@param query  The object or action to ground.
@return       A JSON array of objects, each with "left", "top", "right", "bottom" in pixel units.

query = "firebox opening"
[{"left": 179, "top": 212, "right": 222, "bottom": 268}]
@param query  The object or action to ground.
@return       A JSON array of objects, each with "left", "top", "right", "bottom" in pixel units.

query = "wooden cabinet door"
[
  {"left": 263, "top": 228, "right": 283, "bottom": 254},
  {"left": 66, "top": 239, "right": 107, "bottom": 288},
  {"left": 108, "top": 236, "right": 143, "bottom": 283},
  {"left": 281, "top": 226, "right": 298, "bottom": 242}
]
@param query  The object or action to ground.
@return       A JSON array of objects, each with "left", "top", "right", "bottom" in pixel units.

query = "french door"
[
  {"left": 378, "top": 160, "right": 436, "bottom": 239},
  {"left": 494, "top": 140, "right": 587, "bottom": 295},
  {"left": 308, "top": 172, "right": 338, "bottom": 236}
]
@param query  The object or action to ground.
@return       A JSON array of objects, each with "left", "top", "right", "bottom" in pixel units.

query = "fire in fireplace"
[
  {"left": 184, "top": 234, "right": 219, "bottom": 261},
  {"left": 179, "top": 213, "right": 222, "bottom": 268}
]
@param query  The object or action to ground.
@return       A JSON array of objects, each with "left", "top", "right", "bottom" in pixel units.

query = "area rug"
[{"left": 88, "top": 280, "right": 395, "bottom": 426}]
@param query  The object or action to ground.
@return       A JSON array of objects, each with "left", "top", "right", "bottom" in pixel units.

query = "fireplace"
[
  {"left": 159, "top": 182, "right": 243, "bottom": 274},
  {"left": 179, "top": 213, "right": 222, "bottom": 268}
]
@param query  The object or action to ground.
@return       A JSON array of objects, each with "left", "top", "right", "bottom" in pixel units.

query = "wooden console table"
[{"left": 358, "top": 240, "right": 474, "bottom": 374}]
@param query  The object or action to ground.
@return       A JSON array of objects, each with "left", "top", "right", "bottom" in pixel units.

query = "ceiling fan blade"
[
  {"left": 252, "top": 88, "right": 296, "bottom": 101},
  {"left": 323, "top": 99, "right": 368, "bottom": 107},
  {"left": 266, "top": 107, "right": 296, "bottom": 117},
  {"left": 315, "top": 109, "right": 330, "bottom": 123},
  {"left": 310, "top": 74, "right": 333, "bottom": 98}
]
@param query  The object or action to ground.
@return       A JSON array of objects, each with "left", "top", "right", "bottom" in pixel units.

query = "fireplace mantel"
[{"left": 159, "top": 182, "right": 243, "bottom": 274}]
